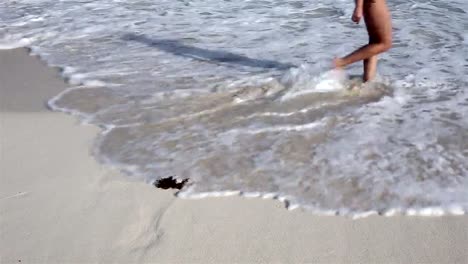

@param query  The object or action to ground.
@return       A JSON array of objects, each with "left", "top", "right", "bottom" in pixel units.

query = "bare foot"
[{"left": 333, "top": 57, "right": 345, "bottom": 69}]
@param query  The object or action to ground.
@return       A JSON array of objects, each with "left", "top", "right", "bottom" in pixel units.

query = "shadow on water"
[{"left": 122, "top": 33, "right": 295, "bottom": 70}]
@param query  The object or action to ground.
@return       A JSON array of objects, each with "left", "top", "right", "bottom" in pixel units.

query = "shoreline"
[
  {"left": 1, "top": 48, "right": 467, "bottom": 263},
  {"left": 20, "top": 46, "right": 466, "bottom": 219}
]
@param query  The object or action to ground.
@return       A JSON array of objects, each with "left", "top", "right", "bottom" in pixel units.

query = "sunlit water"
[{"left": 1, "top": 0, "right": 467, "bottom": 217}]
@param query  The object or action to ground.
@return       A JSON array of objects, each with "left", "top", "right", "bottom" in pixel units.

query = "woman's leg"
[
  {"left": 363, "top": 37, "right": 378, "bottom": 82},
  {"left": 335, "top": 0, "right": 392, "bottom": 80},
  {"left": 363, "top": 56, "right": 377, "bottom": 82},
  {"left": 335, "top": 41, "right": 389, "bottom": 68}
]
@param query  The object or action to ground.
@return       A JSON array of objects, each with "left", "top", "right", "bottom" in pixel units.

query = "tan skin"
[{"left": 333, "top": 0, "right": 392, "bottom": 82}]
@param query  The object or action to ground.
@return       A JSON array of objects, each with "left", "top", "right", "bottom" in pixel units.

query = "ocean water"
[{"left": 1, "top": 0, "right": 467, "bottom": 217}]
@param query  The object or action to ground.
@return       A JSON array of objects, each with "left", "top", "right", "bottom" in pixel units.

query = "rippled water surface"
[{"left": 1, "top": 0, "right": 467, "bottom": 216}]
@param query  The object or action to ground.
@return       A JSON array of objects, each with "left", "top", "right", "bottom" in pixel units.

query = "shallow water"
[{"left": 1, "top": 0, "right": 467, "bottom": 216}]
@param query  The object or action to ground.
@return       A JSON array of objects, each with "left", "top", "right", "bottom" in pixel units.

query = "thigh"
[{"left": 364, "top": 0, "right": 392, "bottom": 42}]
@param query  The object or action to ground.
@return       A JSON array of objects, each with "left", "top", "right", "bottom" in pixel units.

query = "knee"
[
  {"left": 380, "top": 39, "right": 392, "bottom": 52},
  {"left": 374, "top": 41, "right": 391, "bottom": 53}
]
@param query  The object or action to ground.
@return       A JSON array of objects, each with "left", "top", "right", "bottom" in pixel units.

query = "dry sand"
[{"left": 0, "top": 48, "right": 467, "bottom": 263}]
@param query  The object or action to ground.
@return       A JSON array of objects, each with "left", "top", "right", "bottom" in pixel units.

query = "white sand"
[{"left": 0, "top": 48, "right": 467, "bottom": 263}]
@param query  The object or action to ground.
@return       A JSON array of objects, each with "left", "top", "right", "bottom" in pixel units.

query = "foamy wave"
[
  {"left": 177, "top": 188, "right": 466, "bottom": 218},
  {"left": 227, "top": 120, "right": 324, "bottom": 134},
  {"left": 281, "top": 67, "right": 348, "bottom": 100},
  {"left": 0, "top": 37, "right": 33, "bottom": 50},
  {"left": 3, "top": 0, "right": 467, "bottom": 217}
]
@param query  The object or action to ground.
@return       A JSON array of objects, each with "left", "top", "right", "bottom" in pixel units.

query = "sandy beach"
[{"left": 0, "top": 48, "right": 467, "bottom": 263}]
